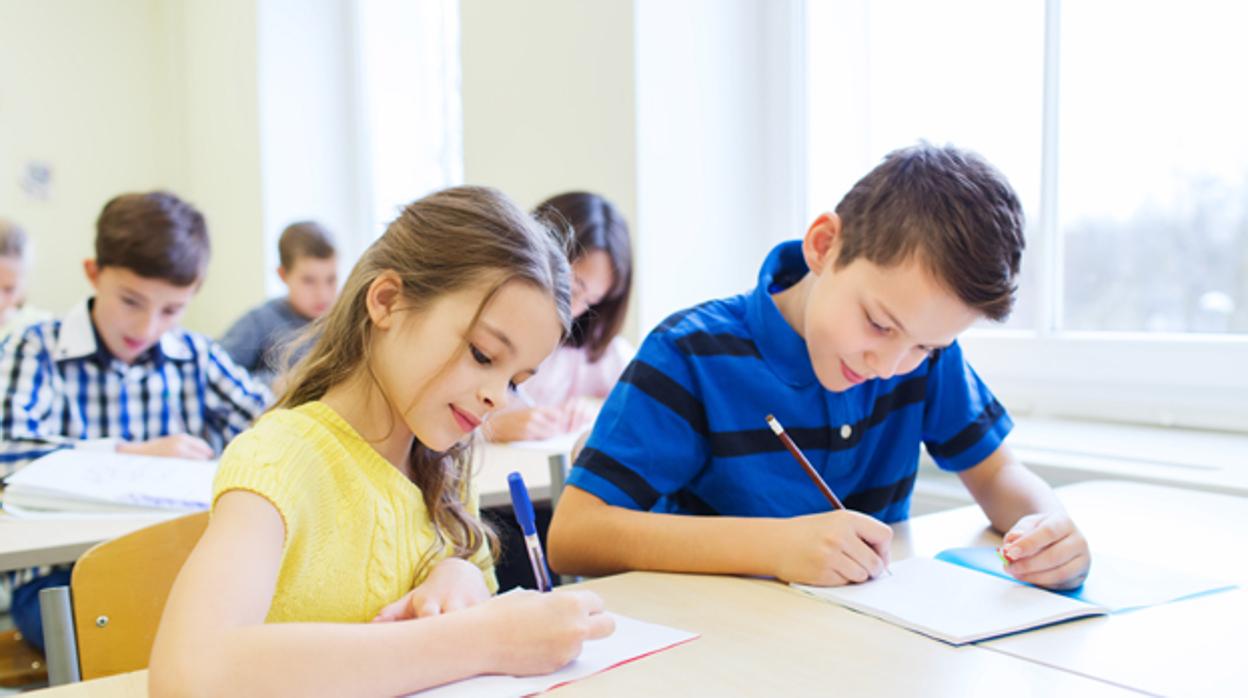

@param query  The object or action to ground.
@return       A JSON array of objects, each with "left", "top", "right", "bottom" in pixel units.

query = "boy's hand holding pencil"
[
  {"left": 771, "top": 510, "right": 894, "bottom": 586},
  {"left": 766, "top": 414, "right": 893, "bottom": 586}
]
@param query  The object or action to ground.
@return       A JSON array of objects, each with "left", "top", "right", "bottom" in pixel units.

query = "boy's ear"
[
  {"left": 365, "top": 271, "right": 404, "bottom": 330},
  {"left": 82, "top": 259, "right": 100, "bottom": 287},
  {"left": 277, "top": 266, "right": 289, "bottom": 283},
  {"left": 802, "top": 213, "right": 842, "bottom": 275}
]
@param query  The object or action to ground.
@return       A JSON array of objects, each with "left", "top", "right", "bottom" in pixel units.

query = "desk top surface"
[{"left": 21, "top": 480, "right": 1247, "bottom": 697}]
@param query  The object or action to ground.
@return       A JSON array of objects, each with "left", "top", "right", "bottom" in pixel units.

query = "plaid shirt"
[{"left": 0, "top": 299, "right": 272, "bottom": 477}]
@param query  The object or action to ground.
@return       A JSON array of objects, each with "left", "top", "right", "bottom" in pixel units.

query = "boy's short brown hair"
[
  {"left": 834, "top": 143, "right": 1025, "bottom": 321},
  {"left": 278, "top": 221, "right": 336, "bottom": 270},
  {"left": 0, "top": 218, "right": 28, "bottom": 258},
  {"left": 95, "top": 191, "right": 209, "bottom": 287}
]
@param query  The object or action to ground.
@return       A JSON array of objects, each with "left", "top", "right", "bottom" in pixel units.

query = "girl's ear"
[
  {"left": 365, "top": 271, "right": 404, "bottom": 330},
  {"left": 802, "top": 213, "right": 842, "bottom": 275}
]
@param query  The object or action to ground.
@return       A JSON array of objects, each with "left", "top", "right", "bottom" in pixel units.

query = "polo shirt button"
[{"left": 840, "top": 424, "right": 852, "bottom": 440}]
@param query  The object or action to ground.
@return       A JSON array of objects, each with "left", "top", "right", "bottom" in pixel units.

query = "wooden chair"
[{"left": 39, "top": 511, "right": 208, "bottom": 684}]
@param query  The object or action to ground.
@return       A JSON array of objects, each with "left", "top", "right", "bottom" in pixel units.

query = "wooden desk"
[
  {"left": 0, "top": 511, "right": 174, "bottom": 572},
  {"left": 907, "top": 480, "right": 1248, "bottom": 697},
  {"left": 26, "top": 480, "right": 1241, "bottom": 697},
  {"left": 24, "top": 569, "right": 1132, "bottom": 698},
  {"left": 473, "top": 435, "right": 574, "bottom": 509},
  {"left": 25, "top": 482, "right": 1160, "bottom": 698}
]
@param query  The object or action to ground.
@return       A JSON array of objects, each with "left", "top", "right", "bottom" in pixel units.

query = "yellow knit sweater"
[{"left": 212, "top": 401, "right": 497, "bottom": 623}]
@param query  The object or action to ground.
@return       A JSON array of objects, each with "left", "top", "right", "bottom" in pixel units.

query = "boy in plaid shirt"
[{"left": 0, "top": 191, "right": 270, "bottom": 651}]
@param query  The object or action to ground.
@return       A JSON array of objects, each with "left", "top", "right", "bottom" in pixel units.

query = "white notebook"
[
  {"left": 2, "top": 449, "right": 216, "bottom": 514},
  {"left": 793, "top": 557, "right": 1107, "bottom": 645}
]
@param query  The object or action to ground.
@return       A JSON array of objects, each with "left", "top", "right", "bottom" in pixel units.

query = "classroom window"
[
  {"left": 356, "top": 0, "right": 463, "bottom": 242},
  {"left": 805, "top": 0, "right": 1248, "bottom": 430},
  {"left": 1058, "top": 1, "right": 1248, "bottom": 334}
]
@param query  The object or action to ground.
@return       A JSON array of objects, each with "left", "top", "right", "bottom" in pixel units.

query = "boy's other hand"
[
  {"left": 1000, "top": 511, "right": 1091, "bottom": 590},
  {"left": 774, "top": 510, "right": 893, "bottom": 586},
  {"left": 485, "top": 407, "right": 565, "bottom": 442},
  {"left": 117, "top": 434, "right": 214, "bottom": 460},
  {"left": 475, "top": 589, "right": 615, "bottom": 676},
  {"left": 372, "top": 557, "right": 491, "bottom": 622}
]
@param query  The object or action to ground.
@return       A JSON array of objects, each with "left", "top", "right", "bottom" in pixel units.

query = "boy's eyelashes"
[
  {"left": 865, "top": 312, "right": 935, "bottom": 356},
  {"left": 866, "top": 314, "right": 892, "bottom": 336}
]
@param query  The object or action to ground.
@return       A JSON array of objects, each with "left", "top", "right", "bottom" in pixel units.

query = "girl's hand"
[
  {"left": 772, "top": 510, "right": 893, "bottom": 586},
  {"left": 1000, "top": 511, "right": 1091, "bottom": 590},
  {"left": 372, "top": 558, "right": 491, "bottom": 622},
  {"left": 476, "top": 590, "right": 615, "bottom": 676},
  {"left": 485, "top": 408, "right": 565, "bottom": 442},
  {"left": 559, "top": 397, "right": 601, "bottom": 434}
]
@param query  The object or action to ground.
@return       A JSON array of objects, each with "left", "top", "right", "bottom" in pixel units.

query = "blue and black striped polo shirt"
[{"left": 565, "top": 241, "right": 1012, "bottom": 523}]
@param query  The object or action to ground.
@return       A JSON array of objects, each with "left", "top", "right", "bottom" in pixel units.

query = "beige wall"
[
  {"left": 4, "top": 0, "right": 643, "bottom": 340},
  {"left": 460, "top": 0, "right": 640, "bottom": 339},
  {"left": 172, "top": 0, "right": 266, "bottom": 336},
  {"left": 0, "top": 0, "right": 266, "bottom": 338},
  {"left": 0, "top": 0, "right": 182, "bottom": 316}
]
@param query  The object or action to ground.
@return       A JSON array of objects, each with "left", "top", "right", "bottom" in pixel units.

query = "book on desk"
[{"left": 2, "top": 449, "right": 215, "bottom": 516}]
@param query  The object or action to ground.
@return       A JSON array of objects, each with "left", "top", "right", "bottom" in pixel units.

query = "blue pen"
[{"left": 507, "top": 471, "right": 553, "bottom": 592}]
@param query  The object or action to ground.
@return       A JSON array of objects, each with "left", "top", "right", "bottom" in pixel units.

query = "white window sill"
[{"left": 913, "top": 416, "right": 1248, "bottom": 515}]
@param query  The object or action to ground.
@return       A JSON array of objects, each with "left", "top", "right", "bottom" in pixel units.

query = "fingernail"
[{"left": 1004, "top": 547, "right": 1019, "bottom": 561}]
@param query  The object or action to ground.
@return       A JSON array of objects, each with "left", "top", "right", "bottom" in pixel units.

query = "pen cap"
[{"left": 507, "top": 471, "right": 538, "bottom": 536}]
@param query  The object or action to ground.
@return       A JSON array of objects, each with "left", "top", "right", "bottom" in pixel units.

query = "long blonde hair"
[{"left": 278, "top": 186, "right": 572, "bottom": 567}]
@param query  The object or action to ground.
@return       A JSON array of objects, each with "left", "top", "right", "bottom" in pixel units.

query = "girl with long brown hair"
[{"left": 150, "top": 187, "right": 614, "bottom": 697}]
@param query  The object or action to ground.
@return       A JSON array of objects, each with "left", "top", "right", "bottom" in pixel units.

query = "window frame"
[{"left": 802, "top": 0, "right": 1248, "bottom": 434}]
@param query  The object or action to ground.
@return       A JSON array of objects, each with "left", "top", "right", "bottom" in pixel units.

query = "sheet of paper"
[
  {"left": 794, "top": 557, "right": 1107, "bottom": 645},
  {"left": 406, "top": 612, "right": 697, "bottom": 697},
  {"left": 935, "top": 546, "right": 1237, "bottom": 613}
]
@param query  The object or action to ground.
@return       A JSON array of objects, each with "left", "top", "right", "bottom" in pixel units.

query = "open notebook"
[
  {"left": 794, "top": 548, "right": 1236, "bottom": 645},
  {"left": 2, "top": 449, "right": 215, "bottom": 514},
  {"left": 793, "top": 557, "right": 1107, "bottom": 645}
]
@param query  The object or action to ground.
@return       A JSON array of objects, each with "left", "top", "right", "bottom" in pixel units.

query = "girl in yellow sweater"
[{"left": 150, "top": 187, "right": 614, "bottom": 697}]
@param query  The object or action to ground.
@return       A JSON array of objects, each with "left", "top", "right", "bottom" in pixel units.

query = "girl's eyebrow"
[
  {"left": 478, "top": 320, "right": 514, "bottom": 353},
  {"left": 478, "top": 320, "right": 545, "bottom": 375}
]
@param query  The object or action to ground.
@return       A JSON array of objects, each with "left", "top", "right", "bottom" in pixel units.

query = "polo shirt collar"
[
  {"left": 745, "top": 241, "right": 818, "bottom": 387},
  {"left": 52, "top": 298, "right": 192, "bottom": 365}
]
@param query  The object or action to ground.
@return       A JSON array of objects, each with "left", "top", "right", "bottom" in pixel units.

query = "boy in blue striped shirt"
[
  {"left": 548, "top": 144, "right": 1091, "bottom": 591},
  {"left": 0, "top": 191, "right": 270, "bottom": 650}
]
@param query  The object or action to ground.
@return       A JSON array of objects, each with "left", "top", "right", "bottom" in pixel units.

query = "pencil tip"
[{"left": 765, "top": 413, "right": 775, "bottom": 422}]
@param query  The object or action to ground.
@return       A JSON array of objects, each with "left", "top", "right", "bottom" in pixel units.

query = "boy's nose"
[{"left": 866, "top": 346, "right": 907, "bottom": 380}]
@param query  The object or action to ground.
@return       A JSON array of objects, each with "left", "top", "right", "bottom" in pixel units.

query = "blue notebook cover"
[{"left": 934, "top": 546, "right": 1236, "bottom": 613}]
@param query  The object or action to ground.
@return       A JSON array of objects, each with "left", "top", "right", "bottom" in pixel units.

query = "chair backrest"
[{"left": 69, "top": 511, "right": 208, "bottom": 680}]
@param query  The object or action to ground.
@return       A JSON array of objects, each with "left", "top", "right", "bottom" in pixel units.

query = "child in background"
[
  {"left": 150, "top": 187, "right": 613, "bottom": 698},
  {"left": 0, "top": 218, "right": 51, "bottom": 340},
  {"left": 220, "top": 221, "right": 338, "bottom": 385},
  {"left": 0, "top": 191, "right": 271, "bottom": 651},
  {"left": 549, "top": 144, "right": 1092, "bottom": 592},
  {"left": 486, "top": 192, "right": 634, "bottom": 442}
]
